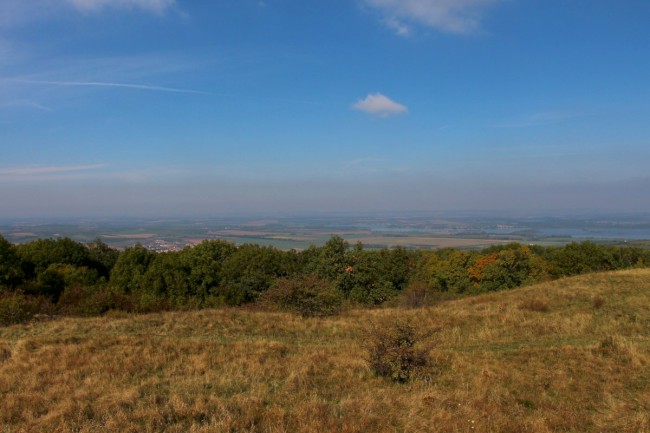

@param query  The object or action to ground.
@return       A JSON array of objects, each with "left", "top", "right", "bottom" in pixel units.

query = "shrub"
[
  {"left": 133, "top": 291, "right": 171, "bottom": 313},
  {"left": 399, "top": 282, "right": 438, "bottom": 308},
  {"left": 519, "top": 299, "right": 550, "bottom": 312},
  {"left": 261, "top": 276, "right": 342, "bottom": 318},
  {"left": 0, "top": 343, "right": 10, "bottom": 363},
  {"left": 57, "top": 285, "right": 133, "bottom": 316},
  {"left": 594, "top": 335, "right": 633, "bottom": 363},
  {"left": 365, "top": 319, "right": 433, "bottom": 382},
  {"left": 0, "top": 293, "right": 52, "bottom": 326},
  {"left": 592, "top": 295, "right": 606, "bottom": 309},
  {"left": 348, "top": 280, "right": 398, "bottom": 305}
]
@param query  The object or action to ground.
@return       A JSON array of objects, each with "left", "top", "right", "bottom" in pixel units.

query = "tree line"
[{"left": 1, "top": 234, "right": 649, "bottom": 324}]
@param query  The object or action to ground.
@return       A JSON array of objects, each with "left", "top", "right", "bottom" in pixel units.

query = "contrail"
[
  {"left": 10, "top": 79, "right": 212, "bottom": 95},
  {"left": 0, "top": 164, "right": 107, "bottom": 176}
]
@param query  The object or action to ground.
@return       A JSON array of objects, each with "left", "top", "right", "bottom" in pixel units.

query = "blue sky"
[{"left": 1, "top": 0, "right": 649, "bottom": 217}]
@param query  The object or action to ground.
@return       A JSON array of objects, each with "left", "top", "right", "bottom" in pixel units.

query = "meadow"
[{"left": 1, "top": 269, "right": 649, "bottom": 432}]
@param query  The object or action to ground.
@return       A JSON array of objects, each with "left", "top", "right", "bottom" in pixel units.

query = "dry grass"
[{"left": 1, "top": 269, "right": 650, "bottom": 432}]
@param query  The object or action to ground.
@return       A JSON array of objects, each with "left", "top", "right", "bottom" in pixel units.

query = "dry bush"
[
  {"left": 592, "top": 295, "right": 606, "bottom": 309},
  {"left": 399, "top": 282, "right": 435, "bottom": 308},
  {"left": 594, "top": 335, "right": 635, "bottom": 364},
  {"left": 0, "top": 343, "right": 10, "bottom": 363},
  {"left": 365, "top": 319, "right": 435, "bottom": 383},
  {"left": 0, "top": 293, "right": 52, "bottom": 326},
  {"left": 519, "top": 299, "right": 550, "bottom": 313},
  {"left": 57, "top": 285, "right": 135, "bottom": 316}
]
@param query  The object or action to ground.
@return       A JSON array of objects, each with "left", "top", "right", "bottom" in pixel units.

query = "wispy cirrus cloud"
[
  {"left": 10, "top": 79, "right": 212, "bottom": 96},
  {"left": 340, "top": 157, "right": 410, "bottom": 176},
  {"left": 0, "top": 99, "right": 52, "bottom": 111},
  {"left": 0, "top": 164, "right": 199, "bottom": 184},
  {"left": 493, "top": 111, "right": 587, "bottom": 128},
  {"left": 353, "top": 93, "right": 407, "bottom": 117},
  {"left": 362, "top": 0, "right": 502, "bottom": 36},
  {"left": 67, "top": 0, "right": 176, "bottom": 14},
  {"left": 0, "top": 164, "right": 108, "bottom": 179},
  {"left": 0, "top": 0, "right": 176, "bottom": 30},
  {"left": 0, "top": 54, "right": 210, "bottom": 113}
]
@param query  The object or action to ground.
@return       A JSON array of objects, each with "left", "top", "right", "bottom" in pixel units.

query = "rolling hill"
[{"left": 1, "top": 269, "right": 649, "bottom": 432}]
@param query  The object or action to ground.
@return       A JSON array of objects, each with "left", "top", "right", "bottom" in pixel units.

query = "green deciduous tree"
[
  {"left": 0, "top": 235, "right": 25, "bottom": 292},
  {"left": 17, "top": 237, "right": 90, "bottom": 276},
  {"left": 87, "top": 238, "right": 119, "bottom": 279},
  {"left": 109, "top": 244, "right": 155, "bottom": 294},
  {"left": 219, "top": 244, "right": 296, "bottom": 304},
  {"left": 422, "top": 249, "right": 476, "bottom": 294},
  {"left": 550, "top": 241, "right": 613, "bottom": 277},
  {"left": 261, "top": 276, "right": 342, "bottom": 317},
  {"left": 307, "top": 235, "right": 350, "bottom": 282},
  {"left": 181, "top": 240, "right": 237, "bottom": 300},
  {"left": 469, "top": 245, "right": 549, "bottom": 292}
]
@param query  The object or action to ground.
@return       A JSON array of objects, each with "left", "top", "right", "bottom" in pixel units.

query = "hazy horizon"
[{"left": 1, "top": 1, "right": 649, "bottom": 218}]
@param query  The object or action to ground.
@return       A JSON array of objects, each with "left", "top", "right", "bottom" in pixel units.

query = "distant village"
[{"left": 142, "top": 239, "right": 184, "bottom": 252}]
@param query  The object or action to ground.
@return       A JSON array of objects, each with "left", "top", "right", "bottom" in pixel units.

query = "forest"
[{"left": 1, "top": 234, "right": 649, "bottom": 325}]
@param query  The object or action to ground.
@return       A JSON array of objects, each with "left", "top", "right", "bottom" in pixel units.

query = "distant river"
[
  {"left": 483, "top": 227, "right": 650, "bottom": 240},
  {"left": 366, "top": 225, "right": 650, "bottom": 240}
]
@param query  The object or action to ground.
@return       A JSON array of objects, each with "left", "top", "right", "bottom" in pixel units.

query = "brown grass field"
[{"left": 1, "top": 269, "right": 649, "bottom": 432}]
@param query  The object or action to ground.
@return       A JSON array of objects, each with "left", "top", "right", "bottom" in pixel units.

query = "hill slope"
[{"left": 1, "top": 269, "right": 649, "bottom": 432}]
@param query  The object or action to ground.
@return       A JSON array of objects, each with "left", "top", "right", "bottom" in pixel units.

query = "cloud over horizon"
[
  {"left": 353, "top": 93, "right": 407, "bottom": 117},
  {"left": 363, "top": 0, "right": 501, "bottom": 35}
]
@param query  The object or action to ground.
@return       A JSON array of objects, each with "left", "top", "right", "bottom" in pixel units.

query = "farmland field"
[{"left": 2, "top": 214, "right": 650, "bottom": 251}]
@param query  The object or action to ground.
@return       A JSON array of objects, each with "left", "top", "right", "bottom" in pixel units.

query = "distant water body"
[
  {"left": 367, "top": 225, "right": 650, "bottom": 240},
  {"left": 483, "top": 227, "right": 650, "bottom": 240}
]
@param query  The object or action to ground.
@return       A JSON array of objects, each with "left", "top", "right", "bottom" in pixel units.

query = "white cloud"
[
  {"left": 66, "top": 0, "right": 176, "bottom": 14},
  {"left": 353, "top": 93, "right": 407, "bottom": 117},
  {"left": 362, "top": 0, "right": 501, "bottom": 35},
  {"left": 384, "top": 17, "right": 411, "bottom": 36}
]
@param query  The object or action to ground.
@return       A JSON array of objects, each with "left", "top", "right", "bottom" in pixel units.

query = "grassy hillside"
[{"left": 1, "top": 269, "right": 649, "bottom": 432}]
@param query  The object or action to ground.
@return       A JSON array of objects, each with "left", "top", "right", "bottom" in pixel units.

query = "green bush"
[
  {"left": 133, "top": 291, "right": 171, "bottom": 313},
  {"left": 365, "top": 319, "right": 432, "bottom": 382},
  {"left": 261, "top": 276, "right": 342, "bottom": 318},
  {"left": 348, "top": 280, "right": 398, "bottom": 305}
]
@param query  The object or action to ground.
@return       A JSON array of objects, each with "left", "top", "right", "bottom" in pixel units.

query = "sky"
[{"left": 1, "top": 0, "right": 649, "bottom": 218}]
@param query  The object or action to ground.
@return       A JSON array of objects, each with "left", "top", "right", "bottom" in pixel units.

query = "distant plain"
[{"left": 2, "top": 214, "right": 650, "bottom": 251}]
